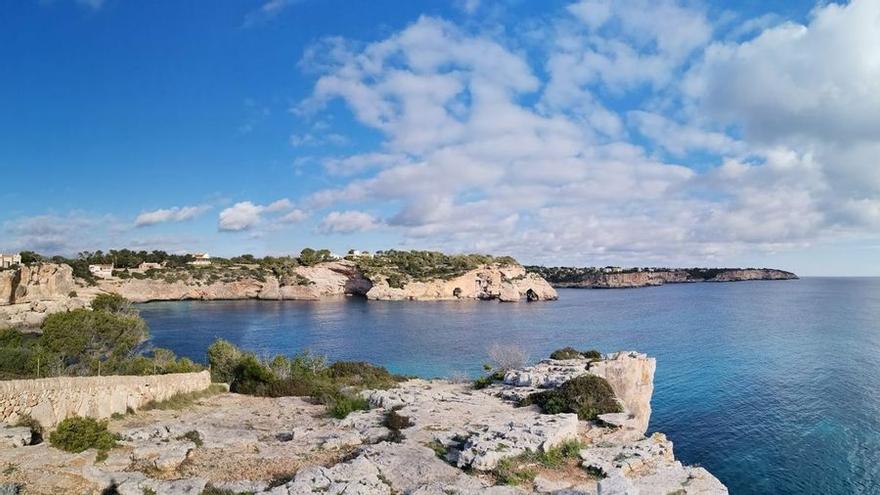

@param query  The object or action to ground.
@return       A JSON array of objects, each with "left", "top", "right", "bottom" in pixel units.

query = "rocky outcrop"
[
  {"left": 0, "top": 264, "right": 88, "bottom": 328},
  {"left": 97, "top": 260, "right": 371, "bottom": 303},
  {"left": 503, "top": 352, "right": 655, "bottom": 440},
  {"left": 537, "top": 267, "right": 797, "bottom": 289},
  {"left": 0, "top": 352, "right": 725, "bottom": 494},
  {"left": 366, "top": 264, "right": 557, "bottom": 302},
  {"left": 0, "top": 264, "right": 76, "bottom": 306}
]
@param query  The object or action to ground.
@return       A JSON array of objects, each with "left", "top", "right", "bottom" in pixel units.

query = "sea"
[{"left": 138, "top": 277, "right": 880, "bottom": 495}]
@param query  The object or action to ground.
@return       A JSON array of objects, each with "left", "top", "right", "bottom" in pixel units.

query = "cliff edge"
[
  {"left": 530, "top": 266, "right": 798, "bottom": 289},
  {"left": 0, "top": 351, "right": 726, "bottom": 494}
]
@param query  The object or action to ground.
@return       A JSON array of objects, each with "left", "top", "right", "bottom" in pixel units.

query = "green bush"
[
  {"left": 327, "top": 394, "right": 371, "bottom": 419},
  {"left": 207, "top": 340, "right": 402, "bottom": 419},
  {"left": 473, "top": 370, "right": 505, "bottom": 389},
  {"left": 41, "top": 309, "right": 147, "bottom": 366},
  {"left": 91, "top": 293, "right": 132, "bottom": 314},
  {"left": 206, "top": 339, "right": 243, "bottom": 383},
  {"left": 549, "top": 347, "right": 602, "bottom": 361},
  {"left": 49, "top": 417, "right": 116, "bottom": 454},
  {"left": 521, "top": 375, "right": 621, "bottom": 420},
  {"left": 329, "top": 361, "right": 404, "bottom": 390}
]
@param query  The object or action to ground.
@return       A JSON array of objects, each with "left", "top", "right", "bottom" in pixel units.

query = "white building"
[
  {"left": 89, "top": 264, "right": 114, "bottom": 278},
  {"left": 188, "top": 253, "right": 211, "bottom": 266},
  {"left": 138, "top": 262, "right": 163, "bottom": 271},
  {"left": 603, "top": 266, "right": 624, "bottom": 274},
  {"left": 0, "top": 253, "right": 21, "bottom": 268}
]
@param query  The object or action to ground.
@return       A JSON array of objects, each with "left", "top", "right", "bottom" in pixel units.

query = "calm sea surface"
[{"left": 139, "top": 278, "right": 880, "bottom": 495}]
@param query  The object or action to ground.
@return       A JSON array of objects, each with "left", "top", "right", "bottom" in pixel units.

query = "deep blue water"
[{"left": 139, "top": 278, "right": 880, "bottom": 495}]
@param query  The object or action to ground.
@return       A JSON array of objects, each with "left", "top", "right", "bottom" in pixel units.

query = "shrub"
[
  {"left": 488, "top": 343, "right": 528, "bottom": 372},
  {"left": 549, "top": 347, "right": 582, "bottom": 360},
  {"left": 41, "top": 308, "right": 147, "bottom": 372},
  {"left": 49, "top": 417, "right": 116, "bottom": 454},
  {"left": 329, "top": 361, "right": 403, "bottom": 390},
  {"left": 521, "top": 375, "right": 621, "bottom": 420},
  {"left": 206, "top": 339, "right": 243, "bottom": 383},
  {"left": 327, "top": 394, "right": 371, "bottom": 419},
  {"left": 494, "top": 457, "right": 537, "bottom": 486},
  {"left": 549, "top": 347, "right": 602, "bottom": 361},
  {"left": 68, "top": 291, "right": 78, "bottom": 298},
  {"left": 91, "top": 293, "right": 132, "bottom": 314},
  {"left": 473, "top": 370, "right": 505, "bottom": 389}
]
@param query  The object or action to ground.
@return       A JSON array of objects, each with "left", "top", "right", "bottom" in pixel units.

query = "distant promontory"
[{"left": 526, "top": 266, "right": 798, "bottom": 289}]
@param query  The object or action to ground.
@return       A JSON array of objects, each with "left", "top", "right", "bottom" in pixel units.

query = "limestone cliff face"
[
  {"left": 503, "top": 351, "right": 655, "bottom": 439},
  {"left": 365, "top": 263, "right": 558, "bottom": 302},
  {"left": 0, "top": 264, "right": 87, "bottom": 328},
  {"left": 99, "top": 260, "right": 372, "bottom": 303},
  {"left": 548, "top": 268, "right": 797, "bottom": 289},
  {"left": 708, "top": 268, "right": 797, "bottom": 282},
  {"left": 588, "top": 351, "right": 656, "bottom": 437},
  {"left": 0, "top": 263, "right": 76, "bottom": 305}
]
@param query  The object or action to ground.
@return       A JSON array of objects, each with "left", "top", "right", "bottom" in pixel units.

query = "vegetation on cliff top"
[
  {"left": 527, "top": 265, "right": 795, "bottom": 284},
  {"left": 354, "top": 250, "right": 519, "bottom": 288},
  {"left": 521, "top": 374, "right": 621, "bottom": 421},
  {"left": 0, "top": 294, "right": 200, "bottom": 379},
  {"left": 207, "top": 339, "right": 405, "bottom": 418}
]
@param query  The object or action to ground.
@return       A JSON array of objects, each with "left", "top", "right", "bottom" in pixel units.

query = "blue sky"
[{"left": 1, "top": 0, "right": 878, "bottom": 276}]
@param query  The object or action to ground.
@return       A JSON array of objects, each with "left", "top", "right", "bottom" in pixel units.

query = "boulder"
[{"left": 0, "top": 425, "right": 32, "bottom": 448}]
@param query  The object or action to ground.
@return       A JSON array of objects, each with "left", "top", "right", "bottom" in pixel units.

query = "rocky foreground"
[
  {"left": 0, "top": 261, "right": 557, "bottom": 328},
  {"left": 0, "top": 352, "right": 726, "bottom": 494}
]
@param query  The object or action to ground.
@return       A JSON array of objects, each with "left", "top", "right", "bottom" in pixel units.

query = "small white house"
[
  {"left": 138, "top": 262, "right": 163, "bottom": 271},
  {"left": 0, "top": 253, "right": 21, "bottom": 268},
  {"left": 602, "top": 266, "right": 624, "bottom": 274},
  {"left": 89, "top": 264, "right": 114, "bottom": 278},
  {"left": 188, "top": 253, "right": 211, "bottom": 266}
]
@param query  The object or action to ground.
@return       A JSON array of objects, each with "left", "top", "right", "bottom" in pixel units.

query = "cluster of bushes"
[
  {"left": 207, "top": 340, "right": 404, "bottom": 418},
  {"left": 520, "top": 374, "right": 621, "bottom": 421},
  {"left": 493, "top": 439, "right": 585, "bottom": 486},
  {"left": 354, "top": 250, "right": 519, "bottom": 288},
  {"left": 548, "top": 347, "right": 602, "bottom": 361},
  {"left": 49, "top": 416, "right": 118, "bottom": 461},
  {"left": 0, "top": 294, "right": 200, "bottom": 379}
]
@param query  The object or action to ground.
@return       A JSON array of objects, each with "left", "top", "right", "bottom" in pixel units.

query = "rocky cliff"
[
  {"left": 0, "top": 264, "right": 90, "bottom": 328},
  {"left": 97, "top": 261, "right": 371, "bottom": 303},
  {"left": 0, "top": 351, "right": 726, "bottom": 494},
  {"left": 365, "top": 263, "right": 557, "bottom": 302},
  {"left": 532, "top": 266, "right": 797, "bottom": 289},
  {"left": 100, "top": 260, "right": 555, "bottom": 303}
]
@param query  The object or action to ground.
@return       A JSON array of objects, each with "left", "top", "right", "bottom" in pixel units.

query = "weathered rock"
[
  {"left": 457, "top": 413, "right": 579, "bottom": 470},
  {"left": 0, "top": 264, "right": 76, "bottom": 306},
  {"left": 366, "top": 264, "right": 557, "bottom": 302},
  {"left": 0, "top": 353, "right": 725, "bottom": 495},
  {"left": 0, "top": 425, "right": 32, "bottom": 447},
  {"left": 502, "top": 351, "right": 655, "bottom": 439},
  {"left": 266, "top": 455, "right": 390, "bottom": 495}
]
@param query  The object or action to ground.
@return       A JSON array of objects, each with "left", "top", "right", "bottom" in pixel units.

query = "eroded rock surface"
[{"left": 0, "top": 353, "right": 725, "bottom": 495}]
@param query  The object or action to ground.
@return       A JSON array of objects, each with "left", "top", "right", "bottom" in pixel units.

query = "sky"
[{"left": 1, "top": 0, "right": 878, "bottom": 276}]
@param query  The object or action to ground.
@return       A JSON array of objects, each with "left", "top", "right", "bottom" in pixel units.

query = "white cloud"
[
  {"left": 135, "top": 205, "right": 210, "bottom": 227},
  {"left": 218, "top": 199, "right": 309, "bottom": 231},
  {"left": 242, "top": 0, "right": 302, "bottom": 28},
  {"left": 265, "top": 198, "right": 294, "bottom": 213},
  {"left": 279, "top": 209, "right": 309, "bottom": 224},
  {"left": 291, "top": 4, "right": 880, "bottom": 266},
  {"left": 218, "top": 202, "right": 265, "bottom": 232},
  {"left": 319, "top": 211, "right": 379, "bottom": 234}
]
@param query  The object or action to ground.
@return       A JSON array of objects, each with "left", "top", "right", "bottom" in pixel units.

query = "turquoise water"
[{"left": 139, "top": 278, "right": 880, "bottom": 494}]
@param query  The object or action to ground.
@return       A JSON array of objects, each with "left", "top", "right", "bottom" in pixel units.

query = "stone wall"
[{"left": 0, "top": 370, "right": 212, "bottom": 429}]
